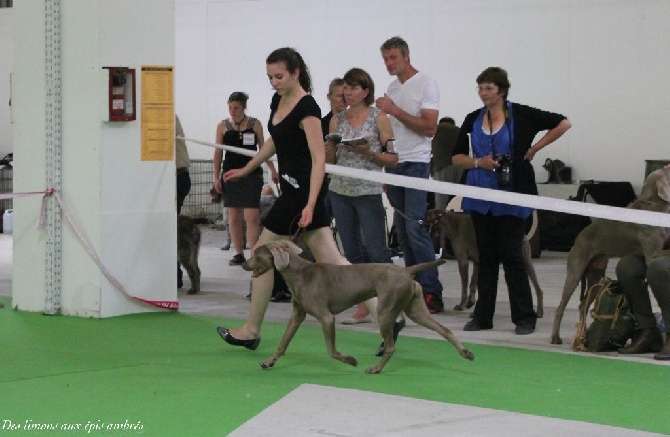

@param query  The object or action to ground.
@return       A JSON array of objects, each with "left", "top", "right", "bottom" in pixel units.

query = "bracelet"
[{"left": 474, "top": 158, "right": 479, "bottom": 169}]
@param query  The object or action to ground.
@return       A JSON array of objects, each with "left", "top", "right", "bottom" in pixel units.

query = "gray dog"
[
  {"left": 242, "top": 241, "right": 475, "bottom": 374},
  {"left": 550, "top": 167, "right": 670, "bottom": 346},
  {"left": 177, "top": 215, "right": 201, "bottom": 294},
  {"left": 425, "top": 209, "right": 544, "bottom": 317}
]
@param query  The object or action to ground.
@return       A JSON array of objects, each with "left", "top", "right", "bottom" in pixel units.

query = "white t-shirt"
[{"left": 386, "top": 71, "right": 440, "bottom": 163}]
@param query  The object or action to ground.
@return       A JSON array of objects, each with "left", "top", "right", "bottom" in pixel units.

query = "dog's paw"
[
  {"left": 186, "top": 288, "right": 199, "bottom": 295},
  {"left": 536, "top": 308, "right": 544, "bottom": 318},
  {"left": 260, "top": 359, "right": 277, "bottom": 369},
  {"left": 341, "top": 356, "right": 357, "bottom": 367},
  {"left": 461, "top": 349, "right": 475, "bottom": 361},
  {"left": 365, "top": 365, "right": 383, "bottom": 374},
  {"left": 453, "top": 304, "right": 464, "bottom": 311},
  {"left": 550, "top": 335, "right": 563, "bottom": 345}
]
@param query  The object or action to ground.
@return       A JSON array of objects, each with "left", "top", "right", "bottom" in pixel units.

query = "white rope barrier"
[{"left": 180, "top": 136, "right": 670, "bottom": 228}]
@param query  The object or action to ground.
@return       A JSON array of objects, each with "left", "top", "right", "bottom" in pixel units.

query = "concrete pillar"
[{"left": 12, "top": 0, "right": 177, "bottom": 317}]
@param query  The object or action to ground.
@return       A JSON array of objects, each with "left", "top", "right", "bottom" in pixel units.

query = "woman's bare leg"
[
  {"left": 228, "top": 207, "right": 245, "bottom": 256},
  {"left": 244, "top": 208, "right": 261, "bottom": 250},
  {"left": 226, "top": 228, "right": 286, "bottom": 340}
]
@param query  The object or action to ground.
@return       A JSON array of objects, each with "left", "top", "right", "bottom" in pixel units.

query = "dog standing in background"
[
  {"left": 178, "top": 215, "right": 201, "bottom": 294},
  {"left": 550, "top": 166, "right": 670, "bottom": 345},
  {"left": 425, "top": 209, "right": 544, "bottom": 317}
]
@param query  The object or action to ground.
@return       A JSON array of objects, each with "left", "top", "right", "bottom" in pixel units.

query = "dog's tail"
[{"left": 405, "top": 259, "right": 446, "bottom": 276}]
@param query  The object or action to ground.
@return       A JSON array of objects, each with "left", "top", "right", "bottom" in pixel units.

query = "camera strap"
[{"left": 486, "top": 104, "right": 511, "bottom": 156}]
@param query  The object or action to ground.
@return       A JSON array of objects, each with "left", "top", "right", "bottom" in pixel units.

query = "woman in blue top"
[
  {"left": 453, "top": 67, "right": 571, "bottom": 335},
  {"left": 216, "top": 47, "right": 353, "bottom": 349}
]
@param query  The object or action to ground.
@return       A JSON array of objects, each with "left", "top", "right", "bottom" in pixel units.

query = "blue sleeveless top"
[{"left": 462, "top": 101, "right": 533, "bottom": 219}]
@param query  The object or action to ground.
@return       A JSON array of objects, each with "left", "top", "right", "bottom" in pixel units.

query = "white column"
[{"left": 12, "top": 0, "right": 177, "bottom": 318}]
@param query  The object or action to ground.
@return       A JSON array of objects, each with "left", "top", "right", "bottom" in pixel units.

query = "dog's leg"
[
  {"left": 467, "top": 262, "right": 478, "bottom": 309},
  {"left": 551, "top": 255, "right": 590, "bottom": 344},
  {"left": 260, "top": 304, "right": 306, "bottom": 369},
  {"left": 183, "top": 252, "right": 201, "bottom": 295},
  {"left": 366, "top": 323, "right": 396, "bottom": 374},
  {"left": 404, "top": 284, "right": 474, "bottom": 361},
  {"left": 319, "top": 313, "right": 357, "bottom": 367},
  {"left": 522, "top": 240, "right": 543, "bottom": 318},
  {"left": 454, "top": 259, "right": 470, "bottom": 311}
]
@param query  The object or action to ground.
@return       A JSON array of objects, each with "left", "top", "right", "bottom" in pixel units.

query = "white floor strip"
[{"left": 230, "top": 383, "right": 663, "bottom": 437}]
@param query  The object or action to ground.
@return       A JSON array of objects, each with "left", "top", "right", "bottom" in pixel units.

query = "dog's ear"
[
  {"left": 281, "top": 240, "right": 303, "bottom": 256},
  {"left": 657, "top": 174, "right": 670, "bottom": 202},
  {"left": 269, "top": 246, "right": 291, "bottom": 271},
  {"left": 640, "top": 169, "right": 670, "bottom": 202}
]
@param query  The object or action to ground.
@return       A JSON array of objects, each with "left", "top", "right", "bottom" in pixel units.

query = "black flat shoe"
[
  {"left": 376, "top": 318, "right": 406, "bottom": 357},
  {"left": 216, "top": 327, "right": 260, "bottom": 351}
]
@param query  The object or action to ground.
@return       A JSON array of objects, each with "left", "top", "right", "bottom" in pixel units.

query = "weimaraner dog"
[
  {"left": 242, "top": 241, "right": 475, "bottom": 374},
  {"left": 550, "top": 166, "right": 670, "bottom": 346},
  {"left": 425, "top": 209, "right": 544, "bottom": 317}
]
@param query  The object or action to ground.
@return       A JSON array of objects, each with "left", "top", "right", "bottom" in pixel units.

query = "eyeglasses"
[{"left": 477, "top": 85, "right": 498, "bottom": 93}]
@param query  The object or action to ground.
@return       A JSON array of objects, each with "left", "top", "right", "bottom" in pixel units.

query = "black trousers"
[
  {"left": 176, "top": 169, "right": 192, "bottom": 214},
  {"left": 471, "top": 212, "right": 537, "bottom": 327}
]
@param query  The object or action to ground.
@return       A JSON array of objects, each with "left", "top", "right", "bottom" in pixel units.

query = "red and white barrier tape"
[{"left": 12, "top": 189, "right": 178, "bottom": 311}]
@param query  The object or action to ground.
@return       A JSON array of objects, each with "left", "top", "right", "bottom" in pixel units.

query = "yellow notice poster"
[{"left": 141, "top": 66, "right": 174, "bottom": 161}]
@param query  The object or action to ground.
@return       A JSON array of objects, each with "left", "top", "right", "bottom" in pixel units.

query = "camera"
[{"left": 495, "top": 154, "right": 513, "bottom": 186}]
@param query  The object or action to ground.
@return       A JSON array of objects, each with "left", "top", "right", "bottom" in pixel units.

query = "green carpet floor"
[{"left": 0, "top": 295, "right": 668, "bottom": 436}]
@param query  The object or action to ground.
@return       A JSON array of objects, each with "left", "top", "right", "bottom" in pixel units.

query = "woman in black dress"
[
  {"left": 217, "top": 47, "right": 356, "bottom": 348},
  {"left": 213, "top": 92, "right": 277, "bottom": 266}
]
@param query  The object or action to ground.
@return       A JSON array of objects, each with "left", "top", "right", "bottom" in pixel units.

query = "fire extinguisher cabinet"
[{"left": 103, "top": 67, "right": 136, "bottom": 122}]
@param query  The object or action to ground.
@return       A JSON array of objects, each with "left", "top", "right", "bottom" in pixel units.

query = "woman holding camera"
[{"left": 452, "top": 67, "right": 571, "bottom": 335}]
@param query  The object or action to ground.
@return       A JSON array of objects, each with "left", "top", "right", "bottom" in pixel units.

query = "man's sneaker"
[
  {"left": 425, "top": 294, "right": 444, "bottom": 314},
  {"left": 229, "top": 254, "right": 246, "bottom": 266}
]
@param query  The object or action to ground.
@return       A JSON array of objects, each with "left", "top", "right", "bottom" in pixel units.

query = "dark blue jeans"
[
  {"left": 385, "top": 162, "right": 443, "bottom": 298},
  {"left": 329, "top": 192, "right": 392, "bottom": 264}
]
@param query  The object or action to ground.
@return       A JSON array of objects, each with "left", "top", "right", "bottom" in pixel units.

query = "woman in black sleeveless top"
[
  {"left": 213, "top": 92, "right": 278, "bottom": 266},
  {"left": 216, "top": 48, "right": 368, "bottom": 349}
]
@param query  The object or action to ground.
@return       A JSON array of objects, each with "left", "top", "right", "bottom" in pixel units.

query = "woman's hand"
[
  {"left": 524, "top": 148, "right": 538, "bottom": 161},
  {"left": 270, "top": 168, "right": 280, "bottom": 184},
  {"left": 298, "top": 204, "right": 315, "bottom": 228},
  {"left": 213, "top": 177, "right": 224, "bottom": 193},
  {"left": 477, "top": 154, "right": 500, "bottom": 171},
  {"left": 325, "top": 139, "right": 338, "bottom": 164},
  {"left": 223, "top": 167, "right": 248, "bottom": 182}
]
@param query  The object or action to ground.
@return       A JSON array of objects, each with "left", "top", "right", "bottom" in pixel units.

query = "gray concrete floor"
[{"left": 0, "top": 228, "right": 666, "bottom": 436}]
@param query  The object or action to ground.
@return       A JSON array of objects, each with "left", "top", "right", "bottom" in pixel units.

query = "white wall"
[
  {"left": 0, "top": 8, "right": 12, "bottom": 157},
  {"left": 175, "top": 0, "right": 670, "bottom": 191}
]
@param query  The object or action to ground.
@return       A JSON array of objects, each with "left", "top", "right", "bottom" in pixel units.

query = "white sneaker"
[{"left": 341, "top": 315, "right": 373, "bottom": 325}]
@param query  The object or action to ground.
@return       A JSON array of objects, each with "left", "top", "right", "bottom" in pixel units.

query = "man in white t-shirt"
[{"left": 376, "top": 36, "right": 444, "bottom": 314}]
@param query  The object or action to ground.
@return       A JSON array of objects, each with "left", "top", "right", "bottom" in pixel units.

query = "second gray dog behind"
[{"left": 425, "top": 209, "right": 544, "bottom": 317}]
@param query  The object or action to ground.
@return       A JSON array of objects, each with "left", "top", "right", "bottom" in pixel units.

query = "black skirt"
[{"left": 222, "top": 171, "right": 263, "bottom": 208}]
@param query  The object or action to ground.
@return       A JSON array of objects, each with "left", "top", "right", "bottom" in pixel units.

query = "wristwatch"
[{"left": 474, "top": 158, "right": 480, "bottom": 169}]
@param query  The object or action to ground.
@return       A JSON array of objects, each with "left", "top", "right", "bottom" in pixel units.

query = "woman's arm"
[
  {"left": 372, "top": 111, "right": 398, "bottom": 167},
  {"left": 524, "top": 118, "right": 572, "bottom": 161},
  {"left": 325, "top": 115, "right": 339, "bottom": 164},
  {"left": 254, "top": 120, "right": 279, "bottom": 183},
  {"left": 300, "top": 115, "right": 326, "bottom": 227},
  {"left": 223, "top": 137, "right": 276, "bottom": 181},
  {"left": 213, "top": 122, "right": 226, "bottom": 192}
]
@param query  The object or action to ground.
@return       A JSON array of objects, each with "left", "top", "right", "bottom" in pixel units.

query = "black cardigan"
[{"left": 453, "top": 102, "right": 567, "bottom": 195}]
